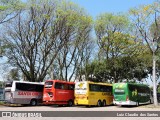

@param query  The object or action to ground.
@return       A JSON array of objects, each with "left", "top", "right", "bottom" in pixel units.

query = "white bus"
[{"left": 4, "top": 81, "right": 44, "bottom": 106}]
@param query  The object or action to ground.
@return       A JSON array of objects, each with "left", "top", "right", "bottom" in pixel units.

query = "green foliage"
[
  {"left": 0, "top": 0, "right": 25, "bottom": 14},
  {"left": 55, "top": 1, "right": 92, "bottom": 31},
  {"left": 0, "top": 81, "right": 4, "bottom": 88},
  {"left": 82, "top": 52, "right": 150, "bottom": 83},
  {"left": 94, "top": 13, "right": 133, "bottom": 61},
  {"left": 0, "top": 0, "right": 26, "bottom": 57},
  {"left": 53, "top": 1, "right": 93, "bottom": 81},
  {"left": 0, "top": 101, "right": 4, "bottom": 105},
  {"left": 92, "top": 12, "right": 149, "bottom": 83},
  {"left": 129, "top": 2, "right": 160, "bottom": 53},
  {"left": 8, "top": 68, "right": 20, "bottom": 80},
  {"left": 95, "top": 13, "right": 129, "bottom": 35}
]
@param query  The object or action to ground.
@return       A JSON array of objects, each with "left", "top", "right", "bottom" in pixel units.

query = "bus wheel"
[
  {"left": 102, "top": 100, "right": 106, "bottom": 107},
  {"left": 68, "top": 100, "right": 73, "bottom": 107},
  {"left": 97, "top": 100, "right": 101, "bottom": 107},
  {"left": 30, "top": 99, "right": 37, "bottom": 106}
]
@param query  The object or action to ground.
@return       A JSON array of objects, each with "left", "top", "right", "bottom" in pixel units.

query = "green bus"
[{"left": 113, "top": 83, "right": 152, "bottom": 106}]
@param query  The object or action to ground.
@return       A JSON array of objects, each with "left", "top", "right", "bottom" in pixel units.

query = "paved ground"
[
  {"left": 0, "top": 104, "right": 160, "bottom": 120},
  {"left": 0, "top": 103, "right": 160, "bottom": 111}
]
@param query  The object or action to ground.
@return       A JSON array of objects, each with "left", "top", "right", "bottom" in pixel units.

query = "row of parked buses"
[{"left": 4, "top": 80, "right": 153, "bottom": 107}]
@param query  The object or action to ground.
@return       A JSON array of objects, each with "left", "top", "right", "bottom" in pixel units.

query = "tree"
[
  {"left": 2, "top": 0, "right": 75, "bottom": 82},
  {"left": 0, "top": 0, "right": 24, "bottom": 24},
  {"left": 2, "top": 0, "right": 94, "bottom": 82},
  {"left": 95, "top": 13, "right": 130, "bottom": 60},
  {"left": 47, "top": 2, "right": 93, "bottom": 81},
  {"left": 0, "top": 81, "right": 4, "bottom": 88},
  {"left": 129, "top": 2, "right": 160, "bottom": 106},
  {"left": 7, "top": 68, "right": 20, "bottom": 80},
  {"left": 0, "top": 0, "right": 25, "bottom": 57},
  {"left": 94, "top": 13, "right": 147, "bottom": 82},
  {"left": 82, "top": 49, "right": 150, "bottom": 83}
]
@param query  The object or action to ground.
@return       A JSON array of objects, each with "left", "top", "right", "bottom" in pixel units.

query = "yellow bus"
[{"left": 74, "top": 81, "right": 113, "bottom": 107}]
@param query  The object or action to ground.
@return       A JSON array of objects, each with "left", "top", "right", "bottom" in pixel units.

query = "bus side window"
[
  {"left": 63, "top": 84, "right": 68, "bottom": 90},
  {"left": 105, "top": 86, "right": 112, "bottom": 92},
  {"left": 36, "top": 85, "right": 44, "bottom": 92},
  {"left": 68, "top": 84, "right": 74, "bottom": 90},
  {"left": 55, "top": 83, "right": 61, "bottom": 89},
  {"left": 108, "top": 86, "right": 112, "bottom": 92},
  {"left": 89, "top": 84, "right": 95, "bottom": 91},
  {"left": 28, "top": 84, "right": 36, "bottom": 91},
  {"left": 100, "top": 85, "right": 105, "bottom": 92},
  {"left": 55, "top": 83, "right": 68, "bottom": 90},
  {"left": 16, "top": 83, "right": 26, "bottom": 91}
]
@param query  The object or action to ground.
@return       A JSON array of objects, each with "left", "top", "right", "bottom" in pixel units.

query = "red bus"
[{"left": 43, "top": 80, "right": 75, "bottom": 106}]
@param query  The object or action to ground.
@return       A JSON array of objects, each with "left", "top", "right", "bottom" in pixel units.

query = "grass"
[
  {"left": 0, "top": 101, "right": 21, "bottom": 107},
  {"left": 0, "top": 101, "right": 4, "bottom": 105}
]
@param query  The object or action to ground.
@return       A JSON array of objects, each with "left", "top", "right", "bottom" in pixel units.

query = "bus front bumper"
[
  {"left": 74, "top": 99, "right": 89, "bottom": 105},
  {"left": 113, "top": 100, "right": 136, "bottom": 105},
  {"left": 5, "top": 98, "right": 15, "bottom": 104}
]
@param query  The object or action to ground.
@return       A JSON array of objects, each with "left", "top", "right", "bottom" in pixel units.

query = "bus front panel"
[{"left": 113, "top": 83, "right": 129, "bottom": 105}]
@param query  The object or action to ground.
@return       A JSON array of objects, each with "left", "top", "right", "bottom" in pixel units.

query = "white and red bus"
[
  {"left": 43, "top": 80, "right": 75, "bottom": 106},
  {"left": 4, "top": 81, "right": 44, "bottom": 106}
]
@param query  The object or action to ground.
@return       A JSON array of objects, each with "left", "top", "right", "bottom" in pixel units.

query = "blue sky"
[{"left": 70, "top": 0, "right": 156, "bottom": 18}]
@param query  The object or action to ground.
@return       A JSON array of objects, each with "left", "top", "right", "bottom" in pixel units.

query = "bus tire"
[
  {"left": 102, "top": 100, "right": 106, "bottom": 107},
  {"left": 30, "top": 99, "right": 37, "bottom": 106},
  {"left": 97, "top": 100, "right": 101, "bottom": 107},
  {"left": 68, "top": 100, "right": 73, "bottom": 107}
]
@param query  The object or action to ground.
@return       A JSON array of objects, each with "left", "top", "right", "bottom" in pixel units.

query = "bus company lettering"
[
  {"left": 102, "top": 92, "right": 111, "bottom": 96},
  {"left": 75, "top": 88, "right": 87, "bottom": 90},
  {"left": 18, "top": 91, "right": 40, "bottom": 96},
  {"left": 138, "top": 93, "right": 150, "bottom": 96}
]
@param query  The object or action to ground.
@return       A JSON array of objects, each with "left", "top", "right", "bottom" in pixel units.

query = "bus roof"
[
  {"left": 113, "top": 82, "right": 149, "bottom": 87},
  {"left": 45, "top": 80, "right": 75, "bottom": 84},
  {"left": 5, "top": 81, "right": 44, "bottom": 85},
  {"left": 76, "top": 81, "right": 112, "bottom": 86}
]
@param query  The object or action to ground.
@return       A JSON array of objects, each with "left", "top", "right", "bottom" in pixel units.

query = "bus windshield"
[
  {"left": 75, "top": 82, "right": 87, "bottom": 94},
  {"left": 45, "top": 81, "right": 53, "bottom": 88}
]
